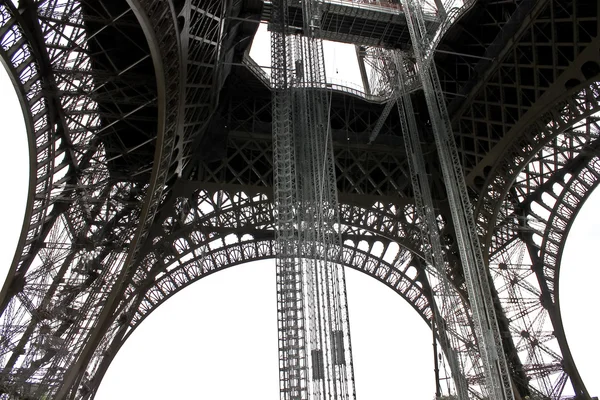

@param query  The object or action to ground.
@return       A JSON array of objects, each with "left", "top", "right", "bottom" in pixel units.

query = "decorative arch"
[
  {"left": 130, "top": 239, "right": 430, "bottom": 335},
  {"left": 533, "top": 156, "right": 600, "bottom": 298},
  {"left": 0, "top": 2, "right": 178, "bottom": 398},
  {"left": 78, "top": 187, "right": 488, "bottom": 399},
  {"left": 478, "top": 79, "right": 600, "bottom": 251},
  {"left": 85, "top": 236, "right": 490, "bottom": 400},
  {"left": 484, "top": 150, "right": 600, "bottom": 397}
]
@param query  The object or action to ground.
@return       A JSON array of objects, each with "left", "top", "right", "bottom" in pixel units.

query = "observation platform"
[{"left": 263, "top": 0, "right": 440, "bottom": 48}]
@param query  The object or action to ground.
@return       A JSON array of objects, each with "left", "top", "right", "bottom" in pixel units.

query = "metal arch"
[
  {"left": 485, "top": 115, "right": 600, "bottom": 258},
  {"left": 538, "top": 159, "right": 600, "bottom": 299},
  {"left": 0, "top": 1, "right": 596, "bottom": 395},
  {"left": 478, "top": 132, "right": 600, "bottom": 399},
  {"left": 527, "top": 156, "right": 600, "bottom": 399},
  {"left": 485, "top": 152, "right": 600, "bottom": 398},
  {"left": 131, "top": 240, "right": 430, "bottom": 335},
  {"left": 71, "top": 186, "right": 480, "bottom": 398},
  {"left": 78, "top": 238, "right": 432, "bottom": 398},
  {"left": 80, "top": 244, "right": 439, "bottom": 399},
  {"left": 119, "top": 188, "right": 430, "bottom": 293},
  {"left": 488, "top": 115, "right": 600, "bottom": 259},
  {"left": 0, "top": 2, "right": 152, "bottom": 397},
  {"left": 53, "top": 0, "right": 183, "bottom": 397},
  {"left": 0, "top": 1, "right": 63, "bottom": 310},
  {"left": 106, "top": 187, "right": 440, "bottom": 328},
  {"left": 473, "top": 72, "right": 600, "bottom": 398},
  {"left": 477, "top": 77, "right": 600, "bottom": 252}
]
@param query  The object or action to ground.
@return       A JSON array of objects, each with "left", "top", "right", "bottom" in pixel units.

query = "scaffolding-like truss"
[
  {"left": 272, "top": 0, "right": 356, "bottom": 398},
  {"left": 0, "top": 0, "right": 597, "bottom": 399},
  {"left": 400, "top": 0, "right": 514, "bottom": 399}
]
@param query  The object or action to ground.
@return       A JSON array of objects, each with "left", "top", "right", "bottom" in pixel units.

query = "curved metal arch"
[
  {"left": 483, "top": 148, "right": 600, "bottom": 398},
  {"left": 55, "top": 0, "right": 184, "bottom": 397},
  {"left": 121, "top": 184, "right": 442, "bottom": 324},
  {"left": 78, "top": 187, "right": 488, "bottom": 399},
  {"left": 488, "top": 79, "right": 600, "bottom": 398},
  {"left": 85, "top": 240, "right": 475, "bottom": 400},
  {"left": 487, "top": 94, "right": 600, "bottom": 257},
  {"left": 533, "top": 157, "right": 600, "bottom": 297},
  {"left": 534, "top": 155, "right": 600, "bottom": 398},
  {"left": 91, "top": 187, "right": 430, "bottom": 305},
  {"left": 555, "top": 158, "right": 600, "bottom": 262},
  {"left": 479, "top": 77, "right": 600, "bottom": 252},
  {"left": 131, "top": 239, "right": 431, "bottom": 336},
  {"left": 117, "top": 188, "right": 433, "bottom": 317},
  {"left": 0, "top": 1, "right": 62, "bottom": 309},
  {"left": 470, "top": 29, "right": 600, "bottom": 247}
]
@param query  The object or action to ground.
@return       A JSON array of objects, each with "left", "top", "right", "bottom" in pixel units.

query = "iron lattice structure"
[{"left": 0, "top": 0, "right": 597, "bottom": 399}]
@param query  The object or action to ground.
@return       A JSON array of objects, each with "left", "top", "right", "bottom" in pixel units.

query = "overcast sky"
[{"left": 0, "top": 26, "right": 597, "bottom": 400}]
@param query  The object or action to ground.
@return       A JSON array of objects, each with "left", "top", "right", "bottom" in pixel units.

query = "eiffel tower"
[{"left": 0, "top": 0, "right": 597, "bottom": 399}]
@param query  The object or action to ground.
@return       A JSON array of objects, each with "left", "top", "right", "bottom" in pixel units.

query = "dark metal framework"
[{"left": 0, "top": 0, "right": 597, "bottom": 399}]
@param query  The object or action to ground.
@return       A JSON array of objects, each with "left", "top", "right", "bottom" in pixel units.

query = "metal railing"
[{"left": 242, "top": 52, "right": 423, "bottom": 103}]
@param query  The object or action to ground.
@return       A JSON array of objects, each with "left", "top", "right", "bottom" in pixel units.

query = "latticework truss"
[{"left": 0, "top": 0, "right": 597, "bottom": 399}]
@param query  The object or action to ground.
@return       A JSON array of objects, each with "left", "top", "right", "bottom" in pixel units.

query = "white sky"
[{"left": 0, "top": 35, "right": 597, "bottom": 399}]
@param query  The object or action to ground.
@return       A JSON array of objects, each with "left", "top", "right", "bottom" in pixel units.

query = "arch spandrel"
[{"left": 477, "top": 90, "right": 600, "bottom": 397}]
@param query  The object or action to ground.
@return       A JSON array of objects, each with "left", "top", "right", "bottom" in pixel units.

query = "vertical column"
[
  {"left": 272, "top": 2, "right": 309, "bottom": 399},
  {"left": 390, "top": 49, "right": 471, "bottom": 400},
  {"left": 399, "top": 1, "right": 516, "bottom": 399},
  {"left": 271, "top": 1, "right": 356, "bottom": 399}
]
